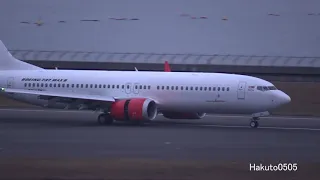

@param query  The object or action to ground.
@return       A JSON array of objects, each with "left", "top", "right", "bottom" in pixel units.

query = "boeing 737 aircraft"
[{"left": 0, "top": 40, "right": 291, "bottom": 128}]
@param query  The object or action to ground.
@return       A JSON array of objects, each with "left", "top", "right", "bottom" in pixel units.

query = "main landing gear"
[
  {"left": 250, "top": 117, "right": 259, "bottom": 128},
  {"left": 97, "top": 113, "right": 114, "bottom": 125}
]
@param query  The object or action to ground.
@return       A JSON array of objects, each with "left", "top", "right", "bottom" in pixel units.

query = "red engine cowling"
[
  {"left": 162, "top": 111, "right": 206, "bottom": 119},
  {"left": 110, "top": 98, "right": 158, "bottom": 121}
]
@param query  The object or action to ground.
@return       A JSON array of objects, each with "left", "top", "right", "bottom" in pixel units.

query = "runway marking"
[
  {"left": 206, "top": 114, "right": 320, "bottom": 120},
  {"left": 0, "top": 108, "right": 319, "bottom": 120},
  {"left": 1, "top": 108, "right": 320, "bottom": 132},
  {"left": 195, "top": 124, "right": 320, "bottom": 131},
  {"left": 260, "top": 126, "right": 320, "bottom": 131}
]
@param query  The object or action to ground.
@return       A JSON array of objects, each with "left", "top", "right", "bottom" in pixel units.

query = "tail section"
[
  {"left": 0, "top": 40, "right": 42, "bottom": 70},
  {"left": 164, "top": 61, "right": 171, "bottom": 72}
]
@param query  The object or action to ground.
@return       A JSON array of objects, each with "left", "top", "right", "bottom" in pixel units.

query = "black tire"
[
  {"left": 250, "top": 120, "right": 259, "bottom": 128},
  {"left": 98, "top": 113, "right": 114, "bottom": 125}
]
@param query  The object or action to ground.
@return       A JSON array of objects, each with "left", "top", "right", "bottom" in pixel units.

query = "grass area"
[{"left": 0, "top": 95, "right": 40, "bottom": 108}]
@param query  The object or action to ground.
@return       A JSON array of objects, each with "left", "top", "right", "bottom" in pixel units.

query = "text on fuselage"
[{"left": 21, "top": 78, "right": 68, "bottom": 82}]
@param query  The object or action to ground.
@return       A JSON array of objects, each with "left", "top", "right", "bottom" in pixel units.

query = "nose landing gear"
[
  {"left": 249, "top": 111, "right": 269, "bottom": 128},
  {"left": 250, "top": 117, "right": 259, "bottom": 128}
]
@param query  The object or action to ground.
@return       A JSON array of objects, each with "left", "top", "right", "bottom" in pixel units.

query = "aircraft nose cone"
[{"left": 278, "top": 91, "right": 291, "bottom": 105}]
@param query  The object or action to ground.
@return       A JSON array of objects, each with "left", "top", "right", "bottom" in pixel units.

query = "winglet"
[{"left": 164, "top": 61, "right": 171, "bottom": 72}]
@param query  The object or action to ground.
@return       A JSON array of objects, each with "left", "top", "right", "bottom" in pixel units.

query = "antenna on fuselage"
[{"left": 134, "top": 67, "right": 138, "bottom": 71}]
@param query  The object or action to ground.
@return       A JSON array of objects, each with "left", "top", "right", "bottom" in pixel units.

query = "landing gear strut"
[
  {"left": 250, "top": 117, "right": 259, "bottom": 128},
  {"left": 97, "top": 113, "right": 114, "bottom": 125}
]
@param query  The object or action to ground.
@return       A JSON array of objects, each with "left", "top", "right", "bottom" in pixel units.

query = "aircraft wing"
[{"left": 0, "top": 87, "right": 115, "bottom": 103}]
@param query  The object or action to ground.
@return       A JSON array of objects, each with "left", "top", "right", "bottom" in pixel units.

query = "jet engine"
[
  {"left": 110, "top": 98, "right": 158, "bottom": 121},
  {"left": 162, "top": 111, "right": 206, "bottom": 119}
]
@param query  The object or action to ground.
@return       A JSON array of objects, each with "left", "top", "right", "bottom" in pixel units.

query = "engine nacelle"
[
  {"left": 110, "top": 98, "right": 157, "bottom": 121},
  {"left": 162, "top": 111, "right": 206, "bottom": 119}
]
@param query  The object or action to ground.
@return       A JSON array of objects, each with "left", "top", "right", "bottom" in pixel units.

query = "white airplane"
[{"left": 0, "top": 40, "right": 291, "bottom": 128}]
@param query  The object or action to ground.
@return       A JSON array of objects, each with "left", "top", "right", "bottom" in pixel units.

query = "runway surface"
[{"left": 1, "top": 108, "right": 320, "bottom": 162}]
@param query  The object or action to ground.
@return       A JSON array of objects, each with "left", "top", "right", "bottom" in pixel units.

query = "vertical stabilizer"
[
  {"left": 0, "top": 40, "right": 42, "bottom": 70},
  {"left": 164, "top": 61, "right": 171, "bottom": 72}
]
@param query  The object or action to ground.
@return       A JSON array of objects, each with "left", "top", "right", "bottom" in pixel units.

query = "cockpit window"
[
  {"left": 257, "top": 86, "right": 264, "bottom": 91},
  {"left": 257, "top": 85, "right": 277, "bottom": 91},
  {"left": 268, "top": 86, "right": 277, "bottom": 90}
]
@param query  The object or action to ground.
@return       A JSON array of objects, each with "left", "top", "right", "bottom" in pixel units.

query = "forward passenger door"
[{"left": 237, "top": 82, "right": 246, "bottom": 99}]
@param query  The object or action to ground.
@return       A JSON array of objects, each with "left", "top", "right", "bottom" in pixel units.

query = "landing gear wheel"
[
  {"left": 250, "top": 120, "right": 259, "bottom": 128},
  {"left": 97, "top": 113, "right": 114, "bottom": 125}
]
